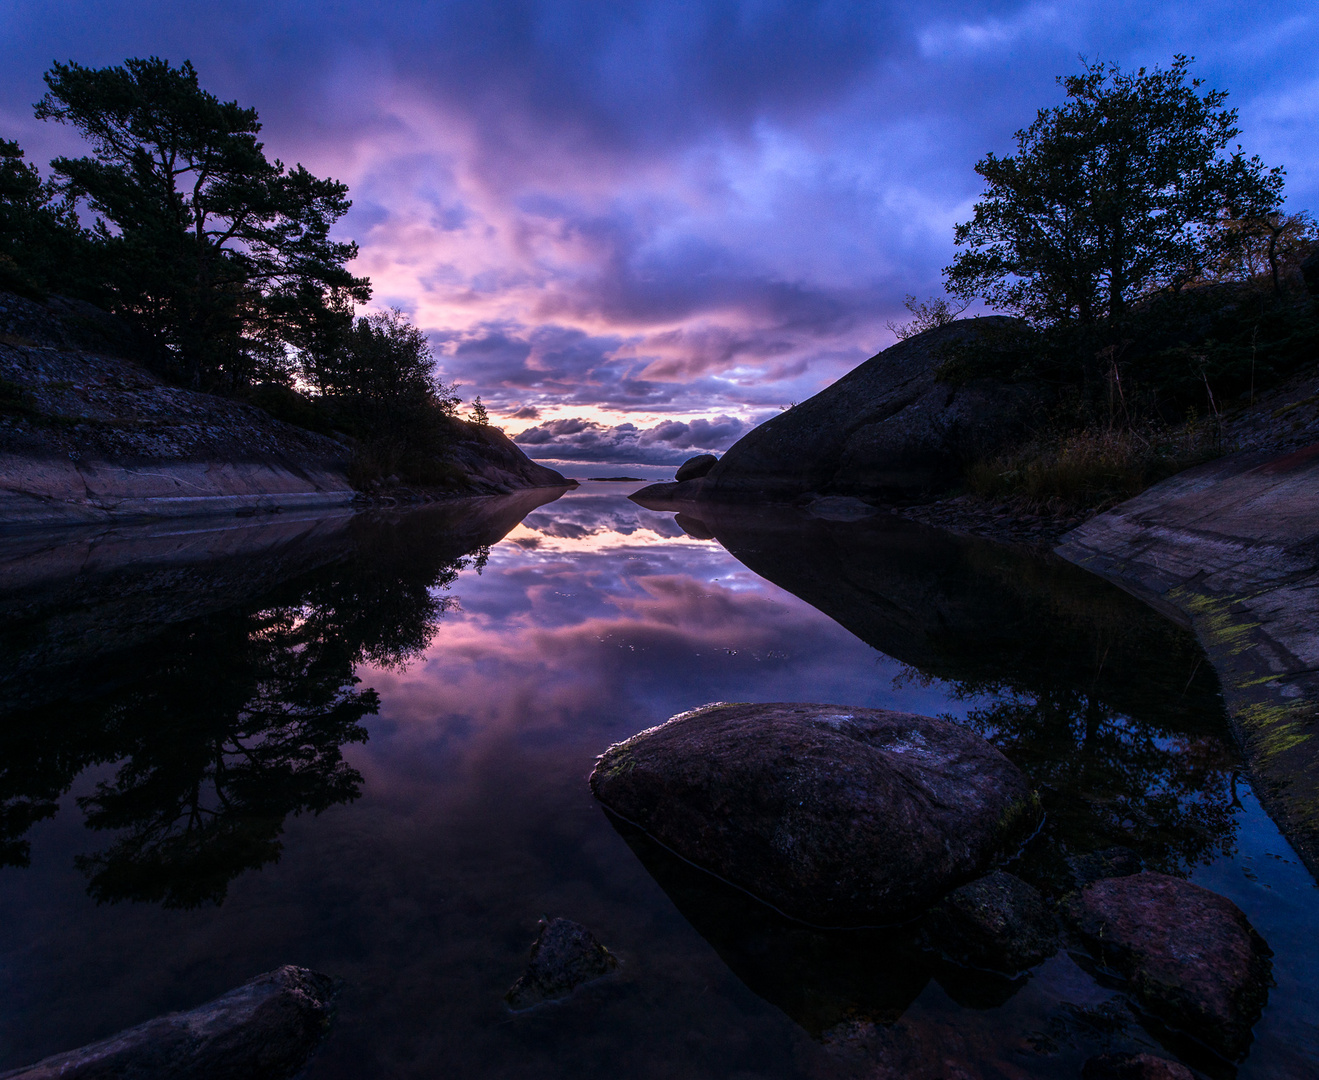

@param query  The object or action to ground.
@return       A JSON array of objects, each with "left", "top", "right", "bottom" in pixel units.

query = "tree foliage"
[
  {"left": 33, "top": 57, "right": 370, "bottom": 390},
  {"left": 0, "top": 138, "right": 89, "bottom": 298},
  {"left": 945, "top": 56, "right": 1284, "bottom": 327}
]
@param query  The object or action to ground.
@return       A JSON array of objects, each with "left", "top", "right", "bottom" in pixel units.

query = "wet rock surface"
[
  {"left": 590, "top": 702, "right": 1038, "bottom": 926},
  {"left": 1068, "top": 847, "right": 1146, "bottom": 889},
  {"left": 675, "top": 453, "right": 718, "bottom": 481},
  {"left": 504, "top": 918, "right": 619, "bottom": 1009},
  {"left": 1065, "top": 872, "right": 1272, "bottom": 1057},
  {"left": 922, "top": 870, "right": 1058, "bottom": 974},
  {"left": 0, "top": 965, "right": 335, "bottom": 1080}
]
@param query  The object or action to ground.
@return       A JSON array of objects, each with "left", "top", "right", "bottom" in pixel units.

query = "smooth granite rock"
[
  {"left": 0, "top": 966, "right": 335, "bottom": 1080},
  {"left": 923, "top": 870, "right": 1058, "bottom": 973},
  {"left": 675, "top": 453, "right": 718, "bottom": 482},
  {"left": 685, "top": 317, "right": 1038, "bottom": 502},
  {"left": 590, "top": 702, "right": 1038, "bottom": 926},
  {"left": 504, "top": 918, "right": 619, "bottom": 1009},
  {"left": 1066, "top": 872, "right": 1271, "bottom": 1057}
]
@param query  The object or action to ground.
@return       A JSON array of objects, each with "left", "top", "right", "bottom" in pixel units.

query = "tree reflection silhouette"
[
  {"left": 0, "top": 510, "right": 497, "bottom": 907},
  {"left": 673, "top": 503, "right": 1240, "bottom": 888}
]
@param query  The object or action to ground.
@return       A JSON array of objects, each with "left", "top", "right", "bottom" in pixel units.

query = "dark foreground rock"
[
  {"left": 590, "top": 702, "right": 1038, "bottom": 926},
  {"left": 1068, "top": 846, "right": 1145, "bottom": 889},
  {"left": 1082, "top": 1052, "right": 1197, "bottom": 1080},
  {"left": 923, "top": 870, "right": 1058, "bottom": 973},
  {"left": 504, "top": 918, "right": 619, "bottom": 1009},
  {"left": 0, "top": 966, "right": 335, "bottom": 1080},
  {"left": 675, "top": 453, "right": 718, "bottom": 481},
  {"left": 637, "top": 317, "right": 1037, "bottom": 505},
  {"left": 1066, "top": 872, "right": 1271, "bottom": 1057}
]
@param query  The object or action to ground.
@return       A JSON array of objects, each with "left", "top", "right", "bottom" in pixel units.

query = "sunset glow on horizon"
[{"left": 3, "top": 1, "right": 1316, "bottom": 462}]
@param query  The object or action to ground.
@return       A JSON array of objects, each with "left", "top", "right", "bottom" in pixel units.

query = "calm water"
[{"left": 0, "top": 483, "right": 1315, "bottom": 1078}]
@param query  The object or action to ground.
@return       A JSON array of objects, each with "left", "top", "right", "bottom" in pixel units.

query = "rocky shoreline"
[{"left": 0, "top": 289, "right": 568, "bottom": 529}]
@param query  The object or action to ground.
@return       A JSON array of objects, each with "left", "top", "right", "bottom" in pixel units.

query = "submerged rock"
[
  {"left": 675, "top": 453, "right": 718, "bottom": 481},
  {"left": 504, "top": 918, "right": 619, "bottom": 1009},
  {"left": 1066, "top": 872, "right": 1272, "bottom": 1057},
  {"left": 1081, "top": 1052, "right": 1197, "bottom": 1080},
  {"left": 1067, "top": 846, "right": 1145, "bottom": 889},
  {"left": 1, "top": 965, "right": 335, "bottom": 1080},
  {"left": 590, "top": 702, "right": 1038, "bottom": 926},
  {"left": 923, "top": 870, "right": 1058, "bottom": 973}
]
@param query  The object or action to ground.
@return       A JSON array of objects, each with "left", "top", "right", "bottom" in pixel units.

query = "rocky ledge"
[
  {"left": 1057, "top": 441, "right": 1319, "bottom": 878},
  {"left": 0, "top": 289, "right": 567, "bottom": 529}
]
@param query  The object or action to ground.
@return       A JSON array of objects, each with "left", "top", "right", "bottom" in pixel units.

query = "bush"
[{"left": 966, "top": 420, "right": 1221, "bottom": 511}]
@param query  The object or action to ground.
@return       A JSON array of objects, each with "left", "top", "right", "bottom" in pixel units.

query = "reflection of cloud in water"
[
  {"left": 355, "top": 494, "right": 964, "bottom": 776},
  {"left": 512, "top": 494, "right": 693, "bottom": 548}
]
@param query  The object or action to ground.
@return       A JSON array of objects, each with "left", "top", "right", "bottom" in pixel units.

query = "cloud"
[
  {"left": 3, "top": 1, "right": 1316, "bottom": 435},
  {"left": 513, "top": 413, "right": 750, "bottom": 464}
]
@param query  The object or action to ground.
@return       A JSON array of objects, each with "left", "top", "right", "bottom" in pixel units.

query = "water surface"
[{"left": 0, "top": 484, "right": 1314, "bottom": 1078}]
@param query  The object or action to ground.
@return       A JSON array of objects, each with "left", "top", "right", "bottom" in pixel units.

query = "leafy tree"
[
  {"left": 0, "top": 137, "right": 89, "bottom": 298},
  {"left": 309, "top": 307, "right": 462, "bottom": 480},
  {"left": 945, "top": 56, "right": 1284, "bottom": 328},
  {"left": 1211, "top": 210, "right": 1317, "bottom": 295},
  {"left": 33, "top": 57, "right": 370, "bottom": 390},
  {"left": 885, "top": 294, "right": 969, "bottom": 341}
]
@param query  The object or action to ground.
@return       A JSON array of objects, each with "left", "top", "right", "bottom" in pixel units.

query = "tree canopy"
[
  {"left": 945, "top": 56, "right": 1284, "bottom": 327},
  {"left": 33, "top": 57, "right": 370, "bottom": 390}
]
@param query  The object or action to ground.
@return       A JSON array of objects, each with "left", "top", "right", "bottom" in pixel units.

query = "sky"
[{"left": 2, "top": 1, "right": 1317, "bottom": 464}]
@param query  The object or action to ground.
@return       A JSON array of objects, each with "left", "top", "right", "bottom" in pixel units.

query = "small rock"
[
  {"left": 1068, "top": 846, "right": 1144, "bottom": 889},
  {"left": 2, "top": 966, "right": 335, "bottom": 1080},
  {"left": 504, "top": 918, "right": 618, "bottom": 1009},
  {"left": 675, "top": 453, "right": 718, "bottom": 482},
  {"left": 923, "top": 870, "right": 1058, "bottom": 973},
  {"left": 1082, "top": 1052, "right": 1197, "bottom": 1080},
  {"left": 1065, "top": 872, "right": 1271, "bottom": 1057},
  {"left": 590, "top": 702, "right": 1039, "bottom": 926}
]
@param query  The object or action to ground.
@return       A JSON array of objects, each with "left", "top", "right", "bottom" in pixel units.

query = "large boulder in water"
[
  {"left": 589, "top": 702, "right": 1038, "bottom": 926},
  {"left": 1065, "top": 872, "right": 1272, "bottom": 1057},
  {"left": 673, "top": 316, "right": 1037, "bottom": 502}
]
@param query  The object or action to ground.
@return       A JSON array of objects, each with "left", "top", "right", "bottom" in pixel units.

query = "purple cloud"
[
  {"left": 514, "top": 413, "right": 751, "bottom": 464},
  {"left": 3, "top": 2, "right": 1316, "bottom": 461}
]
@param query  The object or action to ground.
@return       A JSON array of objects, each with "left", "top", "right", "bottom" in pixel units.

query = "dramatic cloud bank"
[
  {"left": 3, "top": 1, "right": 1315, "bottom": 459},
  {"left": 513, "top": 413, "right": 755, "bottom": 464}
]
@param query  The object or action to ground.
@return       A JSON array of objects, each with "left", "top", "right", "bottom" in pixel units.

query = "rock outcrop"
[
  {"left": 0, "top": 289, "right": 567, "bottom": 527},
  {"left": 1057, "top": 443, "right": 1319, "bottom": 878},
  {"left": 504, "top": 918, "right": 619, "bottom": 1009},
  {"left": 0, "top": 966, "right": 335, "bottom": 1080},
  {"left": 1065, "top": 872, "right": 1272, "bottom": 1057},
  {"left": 675, "top": 453, "right": 718, "bottom": 481},
  {"left": 634, "top": 317, "right": 1036, "bottom": 505},
  {"left": 590, "top": 702, "right": 1038, "bottom": 926}
]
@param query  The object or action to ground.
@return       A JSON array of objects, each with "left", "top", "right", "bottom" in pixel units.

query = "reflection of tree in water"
[
  {"left": 950, "top": 684, "right": 1238, "bottom": 885},
  {"left": 691, "top": 505, "right": 1241, "bottom": 890},
  {"left": 0, "top": 527, "right": 482, "bottom": 907}
]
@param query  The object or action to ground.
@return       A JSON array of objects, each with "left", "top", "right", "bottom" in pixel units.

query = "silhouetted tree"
[
  {"left": 945, "top": 57, "right": 1283, "bottom": 328},
  {"left": 0, "top": 137, "right": 90, "bottom": 298},
  {"left": 33, "top": 57, "right": 370, "bottom": 390}
]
